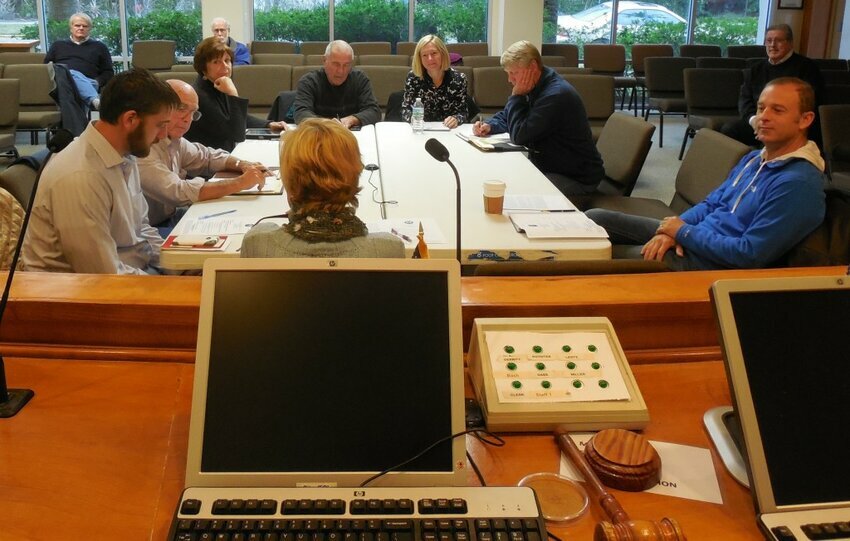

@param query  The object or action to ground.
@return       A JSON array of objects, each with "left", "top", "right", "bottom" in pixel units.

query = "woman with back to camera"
[
  {"left": 401, "top": 35, "right": 469, "bottom": 128},
  {"left": 241, "top": 118, "right": 405, "bottom": 258},
  {"left": 185, "top": 36, "right": 286, "bottom": 152}
]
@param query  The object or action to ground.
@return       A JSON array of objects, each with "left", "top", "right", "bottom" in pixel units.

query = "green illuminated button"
[
  {"left": 512, "top": 380, "right": 522, "bottom": 389},
  {"left": 567, "top": 362, "right": 577, "bottom": 369},
  {"left": 504, "top": 345, "right": 515, "bottom": 354},
  {"left": 533, "top": 345, "right": 543, "bottom": 353},
  {"left": 506, "top": 362, "right": 517, "bottom": 371},
  {"left": 535, "top": 362, "right": 546, "bottom": 370},
  {"left": 572, "top": 380, "right": 583, "bottom": 389},
  {"left": 599, "top": 380, "right": 609, "bottom": 388},
  {"left": 562, "top": 345, "right": 571, "bottom": 352},
  {"left": 541, "top": 380, "right": 551, "bottom": 389},
  {"left": 591, "top": 362, "right": 601, "bottom": 370},
  {"left": 588, "top": 345, "right": 597, "bottom": 352}
]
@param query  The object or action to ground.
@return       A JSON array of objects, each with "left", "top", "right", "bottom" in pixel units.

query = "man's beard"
[{"left": 127, "top": 122, "right": 155, "bottom": 158}]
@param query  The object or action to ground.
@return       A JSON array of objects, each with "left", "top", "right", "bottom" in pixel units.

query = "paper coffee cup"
[{"left": 483, "top": 180, "right": 506, "bottom": 214}]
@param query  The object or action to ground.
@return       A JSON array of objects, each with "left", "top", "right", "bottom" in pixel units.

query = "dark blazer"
[{"left": 185, "top": 75, "right": 266, "bottom": 152}]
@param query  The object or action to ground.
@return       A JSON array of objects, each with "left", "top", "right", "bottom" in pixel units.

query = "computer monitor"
[
  {"left": 709, "top": 275, "right": 850, "bottom": 514},
  {"left": 185, "top": 258, "right": 466, "bottom": 488}
]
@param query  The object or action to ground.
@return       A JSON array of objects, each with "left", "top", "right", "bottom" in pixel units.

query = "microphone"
[
  {"left": 0, "top": 128, "right": 73, "bottom": 418},
  {"left": 424, "top": 138, "right": 461, "bottom": 265}
]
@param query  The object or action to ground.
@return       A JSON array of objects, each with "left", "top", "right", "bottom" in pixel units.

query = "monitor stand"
[{"left": 704, "top": 406, "right": 749, "bottom": 487}]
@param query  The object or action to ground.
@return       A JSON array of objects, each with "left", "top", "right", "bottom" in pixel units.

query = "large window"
[
  {"left": 545, "top": 0, "right": 764, "bottom": 58},
  {"left": 0, "top": 0, "right": 37, "bottom": 40},
  {"left": 254, "top": 0, "right": 486, "bottom": 48}
]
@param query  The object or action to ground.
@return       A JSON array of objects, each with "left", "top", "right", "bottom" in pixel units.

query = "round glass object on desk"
[{"left": 518, "top": 472, "right": 589, "bottom": 523}]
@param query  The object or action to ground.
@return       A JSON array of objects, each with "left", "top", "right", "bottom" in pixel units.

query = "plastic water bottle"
[{"left": 412, "top": 98, "right": 425, "bottom": 134}]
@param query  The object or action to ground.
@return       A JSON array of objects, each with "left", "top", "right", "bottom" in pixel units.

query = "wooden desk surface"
[{"left": 2, "top": 357, "right": 759, "bottom": 541}]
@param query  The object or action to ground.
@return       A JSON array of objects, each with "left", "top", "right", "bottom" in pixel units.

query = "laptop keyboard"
[{"left": 169, "top": 487, "right": 546, "bottom": 541}]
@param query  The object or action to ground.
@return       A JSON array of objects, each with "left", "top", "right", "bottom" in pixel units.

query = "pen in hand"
[{"left": 199, "top": 209, "right": 237, "bottom": 220}]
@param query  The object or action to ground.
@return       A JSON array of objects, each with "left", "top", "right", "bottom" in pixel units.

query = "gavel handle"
[{"left": 555, "top": 430, "right": 630, "bottom": 526}]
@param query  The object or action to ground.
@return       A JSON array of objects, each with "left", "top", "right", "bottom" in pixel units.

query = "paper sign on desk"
[
  {"left": 508, "top": 212, "right": 608, "bottom": 239},
  {"left": 209, "top": 171, "right": 284, "bottom": 195},
  {"left": 559, "top": 433, "right": 723, "bottom": 505},
  {"left": 367, "top": 218, "right": 447, "bottom": 247},
  {"left": 177, "top": 215, "right": 265, "bottom": 236},
  {"left": 503, "top": 195, "right": 577, "bottom": 213}
]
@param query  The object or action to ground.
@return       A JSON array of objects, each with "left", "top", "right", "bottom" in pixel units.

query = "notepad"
[
  {"left": 503, "top": 195, "right": 577, "bottom": 212},
  {"left": 162, "top": 235, "right": 229, "bottom": 250},
  {"left": 508, "top": 212, "right": 608, "bottom": 239},
  {"left": 424, "top": 122, "right": 451, "bottom": 132},
  {"left": 455, "top": 132, "right": 527, "bottom": 152}
]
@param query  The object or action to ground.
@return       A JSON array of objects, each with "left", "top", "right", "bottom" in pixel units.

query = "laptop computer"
[
  {"left": 710, "top": 275, "right": 850, "bottom": 540},
  {"left": 185, "top": 257, "right": 467, "bottom": 489}
]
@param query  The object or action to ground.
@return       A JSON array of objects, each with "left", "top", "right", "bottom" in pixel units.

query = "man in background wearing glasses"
[
  {"left": 138, "top": 79, "right": 267, "bottom": 235},
  {"left": 722, "top": 23, "right": 823, "bottom": 147}
]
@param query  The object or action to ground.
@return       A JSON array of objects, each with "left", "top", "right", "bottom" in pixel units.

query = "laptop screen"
[
  {"left": 712, "top": 275, "right": 850, "bottom": 512},
  {"left": 186, "top": 258, "right": 465, "bottom": 488}
]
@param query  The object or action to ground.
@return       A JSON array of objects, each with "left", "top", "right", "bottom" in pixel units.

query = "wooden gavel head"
[{"left": 594, "top": 517, "right": 686, "bottom": 541}]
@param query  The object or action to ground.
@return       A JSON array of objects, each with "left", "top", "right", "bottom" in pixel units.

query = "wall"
[{"left": 488, "top": 0, "right": 543, "bottom": 56}]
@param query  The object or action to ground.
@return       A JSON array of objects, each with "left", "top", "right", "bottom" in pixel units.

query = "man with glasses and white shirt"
[
  {"left": 138, "top": 79, "right": 267, "bottom": 234},
  {"left": 722, "top": 23, "right": 823, "bottom": 147}
]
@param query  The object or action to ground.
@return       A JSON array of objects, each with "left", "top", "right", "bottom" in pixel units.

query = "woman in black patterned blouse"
[{"left": 401, "top": 35, "right": 469, "bottom": 128}]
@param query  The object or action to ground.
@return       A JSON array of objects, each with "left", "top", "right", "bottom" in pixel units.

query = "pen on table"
[
  {"left": 199, "top": 209, "right": 236, "bottom": 220},
  {"left": 391, "top": 228, "right": 413, "bottom": 242}
]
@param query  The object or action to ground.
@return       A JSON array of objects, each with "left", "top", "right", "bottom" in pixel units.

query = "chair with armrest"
[
  {"left": 396, "top": 42, "right": 415, "bottom": 56},
  {"left": 462, "top": 56, "right": 501, "bottom": 68},
  {"left": 154, "top": 71, "right": 196, "bottom": 85},
  {"left": 354, "top": 65, "right": 409, "bottom": 109},
  {"left": 252, "top": 53, "right": 305, "bottom": 66},
  {"left": 131, "top": 40, "right": 176, "bottom": 72},
  {"left": 679, "top": 68, "right": 743, "bottom": 159},
  {"left": 0, "top": 52, "right": 46, "bottom": 65},
  {"left": 643, "top": 56, "right": 695, "bottom": 147},
  {"left": 726, "top": 45, "right": 766, "bottom": 59},
  {"left": 250, "top": 41, "right": 296, "bottom": 55},
  {"left": 679, "top": 44, "right": 721, "bottom": 58},
  {"left": 169, "top": 64, "right": 196, "bottom": 72},
  {"left": 629, "top": 44, "right": 674, "bottom": 116},
  {"left": 299, "top": 41, "right": 330, "bottom": 55},
  {"left": 446, "top": 43, "right": 488, "bottom": 57},
  {"left": 577, "top": 129, "right": 750, "bottom": 216},
  {"left": 472, "top": 259, "right": 669, "bottom": 276},
  {"left": 782, "top": 190, "right": 850, "bottom": 267},
  {"left": 357, "top": 54, "right": 410, "bottom": 66},
  {"left": 0, "top": 79, "right": 20, "bottom": 160},
  {"left": 350, "top": 42, "right": 391, "bottom": 55},
  {"left": 583, "top": 44, "right": 634, "bottom": 111},
  {"left": 592, "top": 112, "right": 655, "bottom": 196},
  {"left": 541, "top": 43, "right": 579, "bottom": 67},
  {"left": 818, "top": 104, "right": 850, "bottom": 192},
  {"left": 563, "top": 74, "right": 615, "bottom": 142},
  {"left": 232, "top": 65, "right": 293, "bottom": 117},
  {"left": 813, "top": 58, "right": 848, "bottom": 71},
  {"left": 695, "top": 57, "right": 746, "bottom": 69},
  {"left": 2, "top": 63, "right": 61, "bottom": 144},
  {"left": 472, "top": 67, "right": 512, "bottom": 115},
  {"left": 821, "top": 70, "right": 850, "bottom": 85}
]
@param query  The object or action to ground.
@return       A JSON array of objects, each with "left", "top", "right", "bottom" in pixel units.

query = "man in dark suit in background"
[{"left": 722, "top": 23, "right": 823, "bottom": 147}]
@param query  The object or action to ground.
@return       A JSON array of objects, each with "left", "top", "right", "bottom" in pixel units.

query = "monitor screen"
[
  {"left": 729, "top": 288, "right": 850, "bottom": 506},
  {"left": 185, "top": 258, "right": 465, "bottom": 488}
]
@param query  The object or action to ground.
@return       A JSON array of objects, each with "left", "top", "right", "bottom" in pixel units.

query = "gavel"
[{"left": 554, "top": 426, "right": 686, "bottom": 541}]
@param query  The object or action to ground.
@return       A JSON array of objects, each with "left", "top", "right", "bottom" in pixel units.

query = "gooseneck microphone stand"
[
  {"left": 0, "top": 129, "right": 74, "bottom": 418},
  {"left": 424, "top": 138, "right": 462, "bottom": 265}
]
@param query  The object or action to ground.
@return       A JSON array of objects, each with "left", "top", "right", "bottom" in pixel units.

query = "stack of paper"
[
  {"left": 209, "top": 171, "right": 283, "bottom": 195},
  {"left": 508, "top": 212, "right": 608, "bottom": 239}
]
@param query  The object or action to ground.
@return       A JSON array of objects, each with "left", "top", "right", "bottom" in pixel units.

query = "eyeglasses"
[{"left": 177, "top": 104, "right": 202, "bottom": 121}]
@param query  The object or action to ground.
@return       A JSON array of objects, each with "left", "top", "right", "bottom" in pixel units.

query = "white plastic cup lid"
[{"left": 483, "top": 180, "right": 506, "bottom": 197}]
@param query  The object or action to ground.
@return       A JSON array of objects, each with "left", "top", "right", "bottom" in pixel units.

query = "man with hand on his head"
[
  {"left": 587, "top": 78, "right": 825, "bottom": 271},
  {"left": 138, "top": 79, "right": 268, "bottom": 233},
  {"left": 472, "top": 40, "right": 602, "bottom": 196},
  {"left": 294, "top": 40, "right": 381, "bottom": 129}
]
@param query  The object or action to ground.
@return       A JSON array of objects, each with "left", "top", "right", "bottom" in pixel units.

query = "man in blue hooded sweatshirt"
[{"left": 586, "top": 77, "right": 825, "bottom": 271}]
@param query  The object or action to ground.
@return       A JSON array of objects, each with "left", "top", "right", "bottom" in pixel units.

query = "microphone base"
[{"left": 0, "top": 388, "right": 34, "bottom": 418}]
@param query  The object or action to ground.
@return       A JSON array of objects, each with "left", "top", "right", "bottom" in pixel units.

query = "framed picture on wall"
[{"left": 778, "top": 0, "right": 803, "bottom": 9}]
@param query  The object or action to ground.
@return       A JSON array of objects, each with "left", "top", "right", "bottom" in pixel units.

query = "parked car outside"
[{"left": 557, "top": 1, "right": 686, "bottom": 43}]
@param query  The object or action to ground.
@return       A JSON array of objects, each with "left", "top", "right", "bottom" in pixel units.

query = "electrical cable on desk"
[
  {"left": 359, "top": 428, "right": 505, "bottom": 487},
  {"left": 251, "top": 213, "right": 288, "bottom": 227},
  {"left": 466, "top": 450, "right": 487, "bottom": 487},
  {"left": 547, "top": 531, "right": 564, "bottom": 541},
  {"left": 365, "top": 166, "right": 397, "bottom": 207}
]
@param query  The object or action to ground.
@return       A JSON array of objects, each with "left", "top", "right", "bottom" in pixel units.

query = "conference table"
[{"left": 159, "top": 123, "right": 611, "bottom": 270}]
